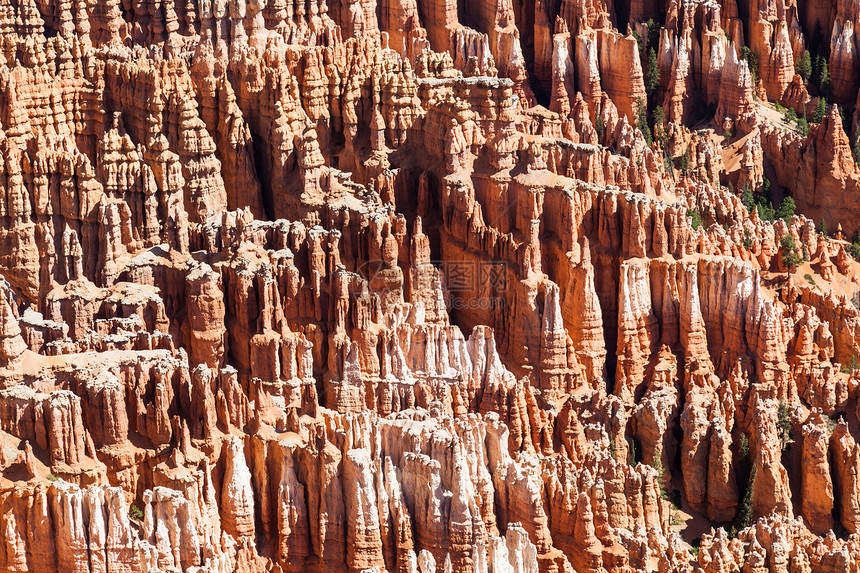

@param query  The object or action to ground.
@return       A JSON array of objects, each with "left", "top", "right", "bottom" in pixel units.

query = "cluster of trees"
[
  {"left": 797, "top": 19, "right": 832, "bottom": 97},
  {"left": 813, "top": 54, "right": 831, "bottom": 96},
  {"left": 744, "top": 41, "right": 860, "bottom": 156},
  {"left": 633, "top": 18, "right": 662, "bottom": 98},
  {"left": 689, "top": 209, "right": 702, "bottom": 230},
  {"left": 738, "top": 181, "right": 806, "bottom": 271},
  {"left": 795, "top": 50, "right": 831, "bottom": 98},
  {"left": 811, "top": 98, "right": 827, "bottom": 123},
  {"left": 622, "top": 23, "right": 860, "bottom": 531},
  {"left": 784, "top": 106, "right": 809, "bottom": 135},
  {"left": 795, "top": 46, "right": 860, "bottom": 164},
  {"left": 632, "top": 20, "right": 860, "bottom": 180},
  {"left": 632, "top": 19, "right": 663, "bottom": 149},
  {"left": 635, "top": 97, "right": 669, "bottom": 147},
  {"left": 796, "top": 49, "right": 831, "bottom": 98},
  {"left": 792, "top": 37, "right": 860, "bottom": 161},
  {"left": 772, "top": 100, "right": 812, "bottom": 135},
  {"left": 739, "top": 180, "right": 795, "bottom": 223}
]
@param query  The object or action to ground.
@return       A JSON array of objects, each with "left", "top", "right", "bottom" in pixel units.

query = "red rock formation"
[
  {"left": 827, "top": 1, "right": 860, "bottom": 105},
  {"left": 716, "top": 45, "right": 758, "bottom": 132},
  {"left": 782, "top": 79, "right": 812, "bottom": 122},
  {"left": 763, "top": 105, "right": 860, "bottom": 236},
  {"left": 575, "top": 26, "right": 648, "bottom": 122},
  {"left": 800, "top": 414, "right": 834, "bottom": 534},
  {"left": 0, "top": 282, "right": 26, "bottom": 371},
  {"left": 1, "top": 3, "right": 860, "bottom": 572}
]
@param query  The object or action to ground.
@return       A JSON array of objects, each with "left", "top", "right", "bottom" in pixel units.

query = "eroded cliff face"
[{"left": 2, "top": 1, "right": 860, "bottom": 572}]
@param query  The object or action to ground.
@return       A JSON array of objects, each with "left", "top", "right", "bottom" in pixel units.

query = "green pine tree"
[
  {"left": 680, "top": 147, "right": 691, "bottom": 173},
  {"left": 690, "top": 210, "right": 703, "bottom": 230},
  {"left": 652, "top": 105, "right": 665, "bottom": 142},
  {"left": 741, "top": 46, "right": 759, "bottom": 87},
  {"left": 777, "top": 400, "right": 792, "bottom": 450},
  {"left": 777, "top": 196, "right": 796, "bottom": 222},
  {"left": 647, "top": 18, "right": 661, "bottom": 50},
  {"left": 812, "top": 98, "right": 827, "bottom": 123},
  {"left": 853, "top": 130, "right": 860, "bottom": 166},
  {"left": 756, "top": 201, "right": 775, "bottom": 222},
  {"left": 741, "top": 184, "right": 755, "bottom": 211},
  {"left": 781, "top": 234, "right": 802, "bottom": 271},
  {"left": 653, "top": 456, "right": 668, "bottom": 499},
  {"left": 646, "top": 48, "right": 660, "bottom": 95},
  {"left": 817, "top": 57, "right": 831, "bottom": 97},
  {"left": 813, "top": 54, "right": 824, "bottom": 87},
  {"left": 734, "top": 465, "right": 756, "bottom": 533},
  {"left": 595, "top": 114, "right": 605, "bottom": 141},
  {"left": 796, "top": 116, "right": 808, "bottom": 136},
  {"left": 636, "top": 98, "right": 652, "bottom": 145},
  {"left": 818, "top": 218, "right": 828, "bottom": 236},
  {"left": 797, "top": 50, "right": 812, "bottom": 83}
]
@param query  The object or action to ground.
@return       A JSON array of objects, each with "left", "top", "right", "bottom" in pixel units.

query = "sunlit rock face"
[{"left": 2, "top": 0, "right": 860, "bottom": 571}]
